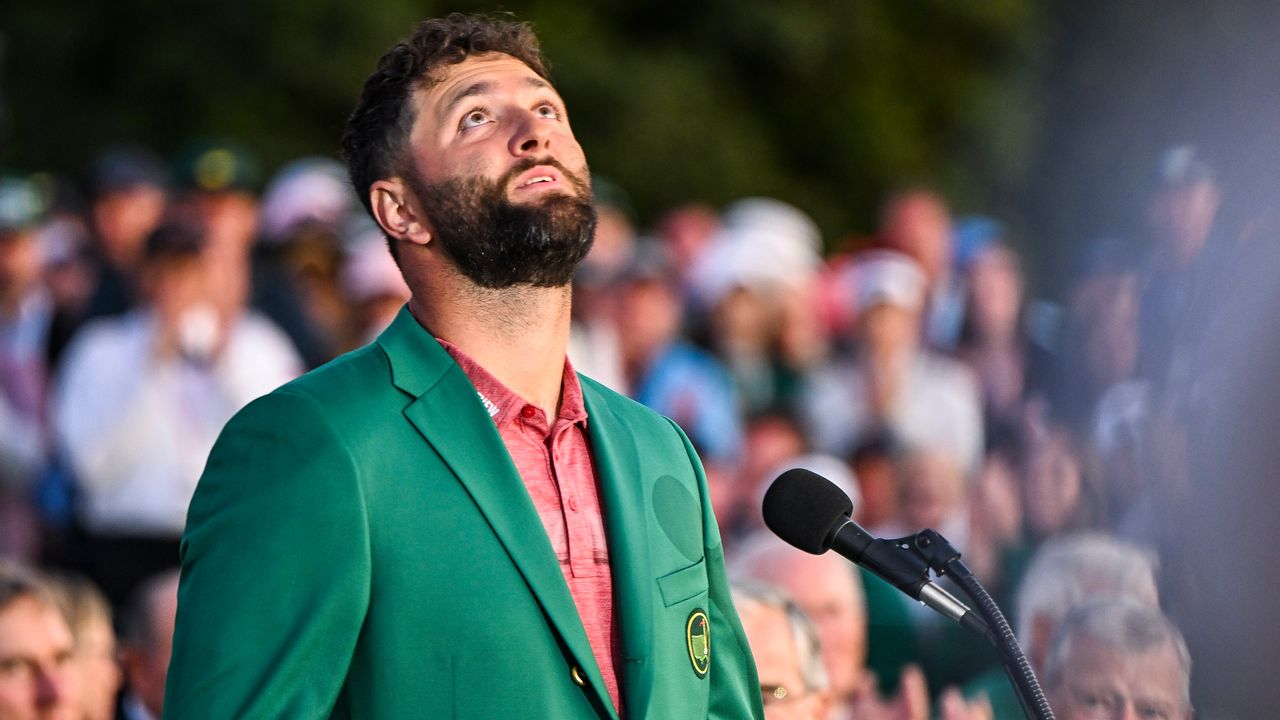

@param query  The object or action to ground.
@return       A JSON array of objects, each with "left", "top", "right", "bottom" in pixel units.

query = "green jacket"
[{"left": 164, "top": 308, "right": 763, "bottom": 719}]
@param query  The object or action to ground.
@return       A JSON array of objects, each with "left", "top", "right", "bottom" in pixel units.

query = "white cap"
[
  {"left": 259, "top": 157, "right": 356, "bottom": 243},
  {"left": 341, "top": 229, "right": 410, "bottom": 303},
  {"left": 689, "top": 198, "right": 822, "bottom": 306},
  {"left": 848, "top": 249, "right": 927, "bottom": 314}
]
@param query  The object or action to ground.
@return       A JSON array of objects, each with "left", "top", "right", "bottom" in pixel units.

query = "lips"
[{"left": 512, "top": 165, "right": 564, "bottom": 191}]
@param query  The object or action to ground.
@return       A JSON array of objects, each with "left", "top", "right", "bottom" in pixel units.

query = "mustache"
[{"left": 502, "top": 156, "right": 591, "bottom": 196}]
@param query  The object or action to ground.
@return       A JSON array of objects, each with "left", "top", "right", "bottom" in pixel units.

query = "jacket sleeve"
[
  {"left": 667, "top": 419, "right": 764, "bottom": 720},
  {"left": 163, "top": 389, "right": 370, "bottom": 719}
]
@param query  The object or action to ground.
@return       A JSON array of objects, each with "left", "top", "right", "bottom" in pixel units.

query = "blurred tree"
[{"left": 0, "top": 0, "right": 1040, "bottom": 244}]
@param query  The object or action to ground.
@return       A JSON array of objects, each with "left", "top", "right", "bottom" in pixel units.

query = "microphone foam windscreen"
[{"left": 762, "top": 468, "right": 854, "bottom": 554}]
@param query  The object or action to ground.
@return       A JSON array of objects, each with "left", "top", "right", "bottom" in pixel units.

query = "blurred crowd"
[{"left": 0, "top": 138, "right": 1246, "bottom": 720}]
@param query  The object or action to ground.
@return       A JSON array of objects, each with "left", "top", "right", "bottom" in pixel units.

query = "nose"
[
  {"left": 33, "top": 663, "right": 70, "bottom": 708},
  {"left": 509, "top": 108, "right": 551, "bottom": 156}
]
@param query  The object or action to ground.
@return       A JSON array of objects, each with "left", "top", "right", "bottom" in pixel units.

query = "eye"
[
  {"left": 459, "top": 109, "right": 492, "bottom": 131},
  {"left": 535, "top": 102, "right": 561, "bottom": 120}
]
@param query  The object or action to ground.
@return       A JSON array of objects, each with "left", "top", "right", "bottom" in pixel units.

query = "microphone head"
[{"left": 762, "top": 468, "right": 854, "bottom": 554}]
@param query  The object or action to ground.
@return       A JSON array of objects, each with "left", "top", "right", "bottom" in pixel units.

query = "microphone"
[{"left": 762, "top": 468, "right": 990, "bottom": 638}]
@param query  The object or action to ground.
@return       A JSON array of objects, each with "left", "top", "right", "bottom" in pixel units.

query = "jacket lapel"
[
  {"left": 376, "top": 309, "right": 616, "bottom": 717},
  {"left": 582, "top": 379, "right": 656, "bottom": 719}
]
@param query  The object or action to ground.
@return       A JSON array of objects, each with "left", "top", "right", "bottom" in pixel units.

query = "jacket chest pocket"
[{"left": 657, "top": 557, "right": 708, "bottom": 606}]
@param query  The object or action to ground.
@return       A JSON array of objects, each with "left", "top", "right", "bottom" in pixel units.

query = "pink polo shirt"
[{"left": 439, "top": 340, "right": 622, "bottom": 715}]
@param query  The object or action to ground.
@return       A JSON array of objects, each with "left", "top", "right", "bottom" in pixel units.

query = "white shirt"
[
  {"left": 803, "top": 351, "right": 984, "bottom": 475},
  {"left": 52, "top": 309, "right": 302, "bottom": 536}
]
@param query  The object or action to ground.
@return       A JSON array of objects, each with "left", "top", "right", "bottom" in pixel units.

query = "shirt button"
[
  {"left": 568, "top": 497, "right": 579, "bottom": 512},
  {"left": 521, "top": 405, "right": 537, "bottom": 419},
  {"left": 571, "top": 665, "right": 586, "bottom": 686}
]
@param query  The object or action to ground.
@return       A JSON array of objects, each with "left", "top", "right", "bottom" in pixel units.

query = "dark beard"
[{"left": 407, "top": 158, "right": 597, "bottom": 289}]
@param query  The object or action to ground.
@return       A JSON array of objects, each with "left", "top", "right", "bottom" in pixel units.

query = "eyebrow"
[{"left": 439, "top": 76, "right": 556, "bottom": 122}]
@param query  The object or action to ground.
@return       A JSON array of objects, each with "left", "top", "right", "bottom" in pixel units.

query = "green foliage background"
[{"left": 3, "top": 1, "right": 1279, "bottom": 294}]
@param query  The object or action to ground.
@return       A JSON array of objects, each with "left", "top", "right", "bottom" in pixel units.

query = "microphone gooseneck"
[{"left": 762, "top": 467, "right": 1055, "bottom": 720}]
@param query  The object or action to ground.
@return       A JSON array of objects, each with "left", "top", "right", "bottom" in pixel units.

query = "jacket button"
[{"left": 570, "top": 666, "right": 586, "bottom": 686}]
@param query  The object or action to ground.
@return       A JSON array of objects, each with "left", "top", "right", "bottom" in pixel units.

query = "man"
[
  {"left": 52, "top": 218, "right": 301, "bottom": 606},
  {"left": 0, "top": 563, "right": 79, "bottom": 720},
  {"left": 0, "top": 175, "right": 53, "bottom": 561},
  {"left": 165, "top": 13, "right": 761, "bottom": 720},
  {"left": 875, "top": 189, "right": 962, "bottom": 350},
  {"left": 118, "top": 570, "right": 178, "bottom": 720},
  {"left": 803, "top": 250, "right": 982, "bottom": 477},
  {"left": 731, "top": 533, "right": 991, "bottom": 720},
  {"left": 731, "top": 533, "right": 924, "bottom": 720},
  {"left": 1043, "top": 602, "right": 1191, "bottom": 720},
  {"left": 733, "top": 584, "right": 831, "bottom": 720},
  {"left": 960, "top": 532, "right": 1159, "bottom": 719},
  {"left": 45, "top": 574, "right": 121, "bottom": 720}
]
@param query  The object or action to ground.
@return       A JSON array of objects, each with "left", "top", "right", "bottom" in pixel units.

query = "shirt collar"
[{"left": 436, "top": 337, "right": 588, "bottom": 430}]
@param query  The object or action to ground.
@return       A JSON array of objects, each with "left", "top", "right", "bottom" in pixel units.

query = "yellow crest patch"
[{"left": 686, "top": 608, "right": 710, "bottom": 678}]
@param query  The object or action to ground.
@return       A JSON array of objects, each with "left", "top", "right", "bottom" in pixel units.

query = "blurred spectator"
[
  {"left": 51, "top": 218, "right": 300, "bottom": 604},
  {"left": 953, "top": 222, "right": 1028, "bottom": 426},
  {"left": 1139, "top": 145, "right": 1222, "bottom": 391},
  {"left": 1042, "top": 238, "right": 1142, "bottom": 434},
  {"left": 256, "top": 157, "right": 359, "bottom": 365},
  {"left": 614, "top": 248, "right": 743, "bottom": 465},
  {"left": 875, "top": 189, "right": 963, "bottom": 350},
  {"left": 1021, "top": 417, "right": 1091, "bottom": 544},
  {"left": 0, "top": 562, "right": 79, "bottom": 720},
  {"left": 0, "top": 175, "right": 54, "bottom": 561},
  {"left": 82, "top": 146, "right": 169, "bottom": 321},
  {"left": 877, "top": 446, "right": 969, "bottom": 551},
  {"left": 803, "top": 250, "right": 982, "bottom": 476},
  {"left": 1043, "top": 601, "right": 1191, "bottom": 720},
  {"left": 964, "top": 424, "right": 1024, "bottom": 587},
  {"left": 174, "top": 139, "right": 331, "bottom": 370},
  {"left": 567, "top": 181, "right": 635, "bottom": 393},
  {"left": 655, "top": 202, "right": 720, "bottom": 300},
  {"left": 731, "top": 533, "right": 932, "bottom": 720},
  {"left": 961, "top": 532, "right": 1159, "bottom": 718},
  {"left": 47, "top": 573, "right": 120, "bottom": 720},
  {"left": 690, "top": 199, "right": 826, "bottom": 416},
  {"left": 339, "top": 225, "right": 410, "bottom": 348},
  {"left": 733, "top": 583, "right": 832, "bottom": 720},
  {"left": 725, "top": 412, "right": 810, "bottom": 544},
  {"left": 118, "top": 569, "right": 177, "bottom": 720},
  {"left": 848, "top": 432, "right": 900, "bottom": 530}
]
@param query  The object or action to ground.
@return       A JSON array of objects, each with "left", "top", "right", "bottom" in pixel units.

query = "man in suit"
[{"left": 164, "top": 12, "right": 762, "bottom": 719}]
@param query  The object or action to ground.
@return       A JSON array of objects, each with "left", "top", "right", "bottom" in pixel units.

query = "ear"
[{"left": 371, "top": 178, "right": 432, "bottom": 247}]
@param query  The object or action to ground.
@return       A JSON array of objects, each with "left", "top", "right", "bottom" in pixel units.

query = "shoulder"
[
  {"left": 579, "top": 373, "right": 691, "bottom": 446},
  {"left": 217, "top": 342, "right": 397, "bottom": 442},
  {"left": 61, "top": 311, "right": 146, "bottom": 358}
]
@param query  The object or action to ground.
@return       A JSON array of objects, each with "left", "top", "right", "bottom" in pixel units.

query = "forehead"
[
  {"left": 0, "top": 596, "right": 73, "bottom": 657},
  {"left": 1062, "top": 634, "right": 1185, "bottom": 702},
  {"left": 414, "top": 53, "right": 555, "bottom": 121},
  {"left": 739, "top": 603, "right": 803, "bottom": 682}
]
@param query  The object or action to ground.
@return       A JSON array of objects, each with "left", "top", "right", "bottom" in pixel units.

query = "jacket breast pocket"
[{"left": 657, "top": 557, "right": 708, "bottom": 607}]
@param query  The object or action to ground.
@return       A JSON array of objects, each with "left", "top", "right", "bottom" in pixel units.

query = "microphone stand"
[{"left": 906, "top": 529, "right": 1056, "bottom": 720}]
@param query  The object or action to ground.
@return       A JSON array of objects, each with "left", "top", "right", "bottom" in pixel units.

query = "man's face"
[
  {"left": 759, "top": 553, "right": 866, "bottom": 703},
  {"left": 739, "top": 602, "right": 829, "bottom": 720},
  {"left": 0, "top": 597, "right": 78, "bottom": 720},
  {"left": 1049, "top": 634, "right": 1190, "bottom": 720},
  {"left": 403, "top": 53, "right": 595, "bottom": 288}
]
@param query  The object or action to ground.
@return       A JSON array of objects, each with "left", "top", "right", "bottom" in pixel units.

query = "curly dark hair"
[{"left": 341, "top": 13, "right": 549, "bottom": 220}]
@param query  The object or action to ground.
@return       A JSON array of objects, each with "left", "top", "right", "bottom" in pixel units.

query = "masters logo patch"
[{"left": 686, "top": 608, "right": 710, "bottom": 678}]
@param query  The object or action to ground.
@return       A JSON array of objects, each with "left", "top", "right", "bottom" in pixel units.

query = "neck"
[{"left": 410, "top": 279, "right": 573, "bottom": 418}]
